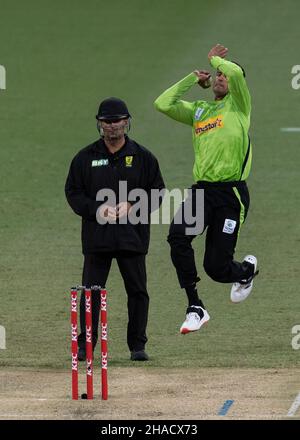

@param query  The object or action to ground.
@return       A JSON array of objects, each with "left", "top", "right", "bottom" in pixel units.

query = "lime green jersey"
[{"left": 154, "top": 56, "right": 252, "bottom": 182}]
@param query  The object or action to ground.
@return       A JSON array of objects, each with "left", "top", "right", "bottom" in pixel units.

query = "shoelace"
[
  {"left": 187, "top": 307, "right": 204, "bottom": 320},
  {"left": 187, "top": 312, "right": 200, "bottom": 322}
]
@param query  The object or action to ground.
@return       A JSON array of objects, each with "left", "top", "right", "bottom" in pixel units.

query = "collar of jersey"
[{"left": 93, "top": 136, "right": 136, "bottom": 158}]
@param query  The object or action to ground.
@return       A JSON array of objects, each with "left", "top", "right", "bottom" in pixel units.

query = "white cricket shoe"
[
  {"left": 180, "top": 306, "right": 210, "bottom": 334},
  {"left": 230, "top": 255, "right": 259, "bottom": 303}
]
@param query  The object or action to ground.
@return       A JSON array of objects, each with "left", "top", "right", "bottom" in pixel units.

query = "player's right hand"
[
  {"left": 208, "top": 44, "right": 228, "bottom": 60},
  {"left": 98, "top": 204, "right": 117, "bottom": 222}
]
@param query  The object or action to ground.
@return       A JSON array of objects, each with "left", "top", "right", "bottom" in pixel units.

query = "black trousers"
[
  {"left": 168, "top": 181, "right": 254, "bottom": 288},
  {"left": 78, "top": 252, "right": 149, "bottom": 352}
]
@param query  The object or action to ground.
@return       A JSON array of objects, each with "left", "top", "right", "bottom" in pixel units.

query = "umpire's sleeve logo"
[{"left": 222, "top": 219, "right": 237, "bottom": 234}]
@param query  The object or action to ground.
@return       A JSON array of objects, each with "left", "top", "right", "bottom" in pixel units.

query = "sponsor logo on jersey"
[
  {"left": 125, "top": 156, "right": 133, "bottom": 167},
  {"left": 194, "top": 107, "right": 205, "bottom": 120},
  {"left": 92, "top": 159, "right": 109, "bottom": 167},
  {"left": 195, "top": 115, "right": 223, "bottom": 136},
  {"left": 222, "top": 219, "right": 237, "bottom": 234}
]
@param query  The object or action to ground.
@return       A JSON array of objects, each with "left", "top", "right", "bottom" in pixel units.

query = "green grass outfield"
[{"left": 0, "top": 0, "right": 299, "bottom": 370}]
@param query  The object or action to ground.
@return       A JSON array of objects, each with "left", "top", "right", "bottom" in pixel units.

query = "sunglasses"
[{"left": 101, "top": 118, "right": 127, "bottom": 124}]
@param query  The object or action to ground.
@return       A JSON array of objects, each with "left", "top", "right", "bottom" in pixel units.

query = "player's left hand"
[{"left": 208, "top": 44, "right": 228, "bottom": 60}]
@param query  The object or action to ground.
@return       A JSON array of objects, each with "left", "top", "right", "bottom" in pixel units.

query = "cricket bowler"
[{"left": 154, "top": 44, "right": 259, "bottom": 334}]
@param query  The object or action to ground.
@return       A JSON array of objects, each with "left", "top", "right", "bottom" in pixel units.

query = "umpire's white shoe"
[
  {"left": 230, "top": 255, "right": 259, "bottom": 303},
  {"left": 180, "top": 306, "right": 210, "bottom": 334}
]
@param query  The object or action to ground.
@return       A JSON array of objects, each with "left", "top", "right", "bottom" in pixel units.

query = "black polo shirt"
[{"left": 65, "top": 136, "right": 165, "bottom": 254}]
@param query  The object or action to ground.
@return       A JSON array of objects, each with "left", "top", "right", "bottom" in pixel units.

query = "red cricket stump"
[
  {"left": 85, "top": 288, "right": 93, "bottom": 399},
  {"left": 100, "top": 288, "right": 108, "bottom": 400},
  {"left": 71, "top": 288, "right": 78, "bottom": 400}
]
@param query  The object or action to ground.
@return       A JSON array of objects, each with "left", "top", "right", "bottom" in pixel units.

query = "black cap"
[{"left": 96, "top": 97, "right": 131, "bottom": 120}]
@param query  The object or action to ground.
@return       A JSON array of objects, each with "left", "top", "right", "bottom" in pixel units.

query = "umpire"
[{"left": 65, "top": 97, "right": 165, "bottom": 361}]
